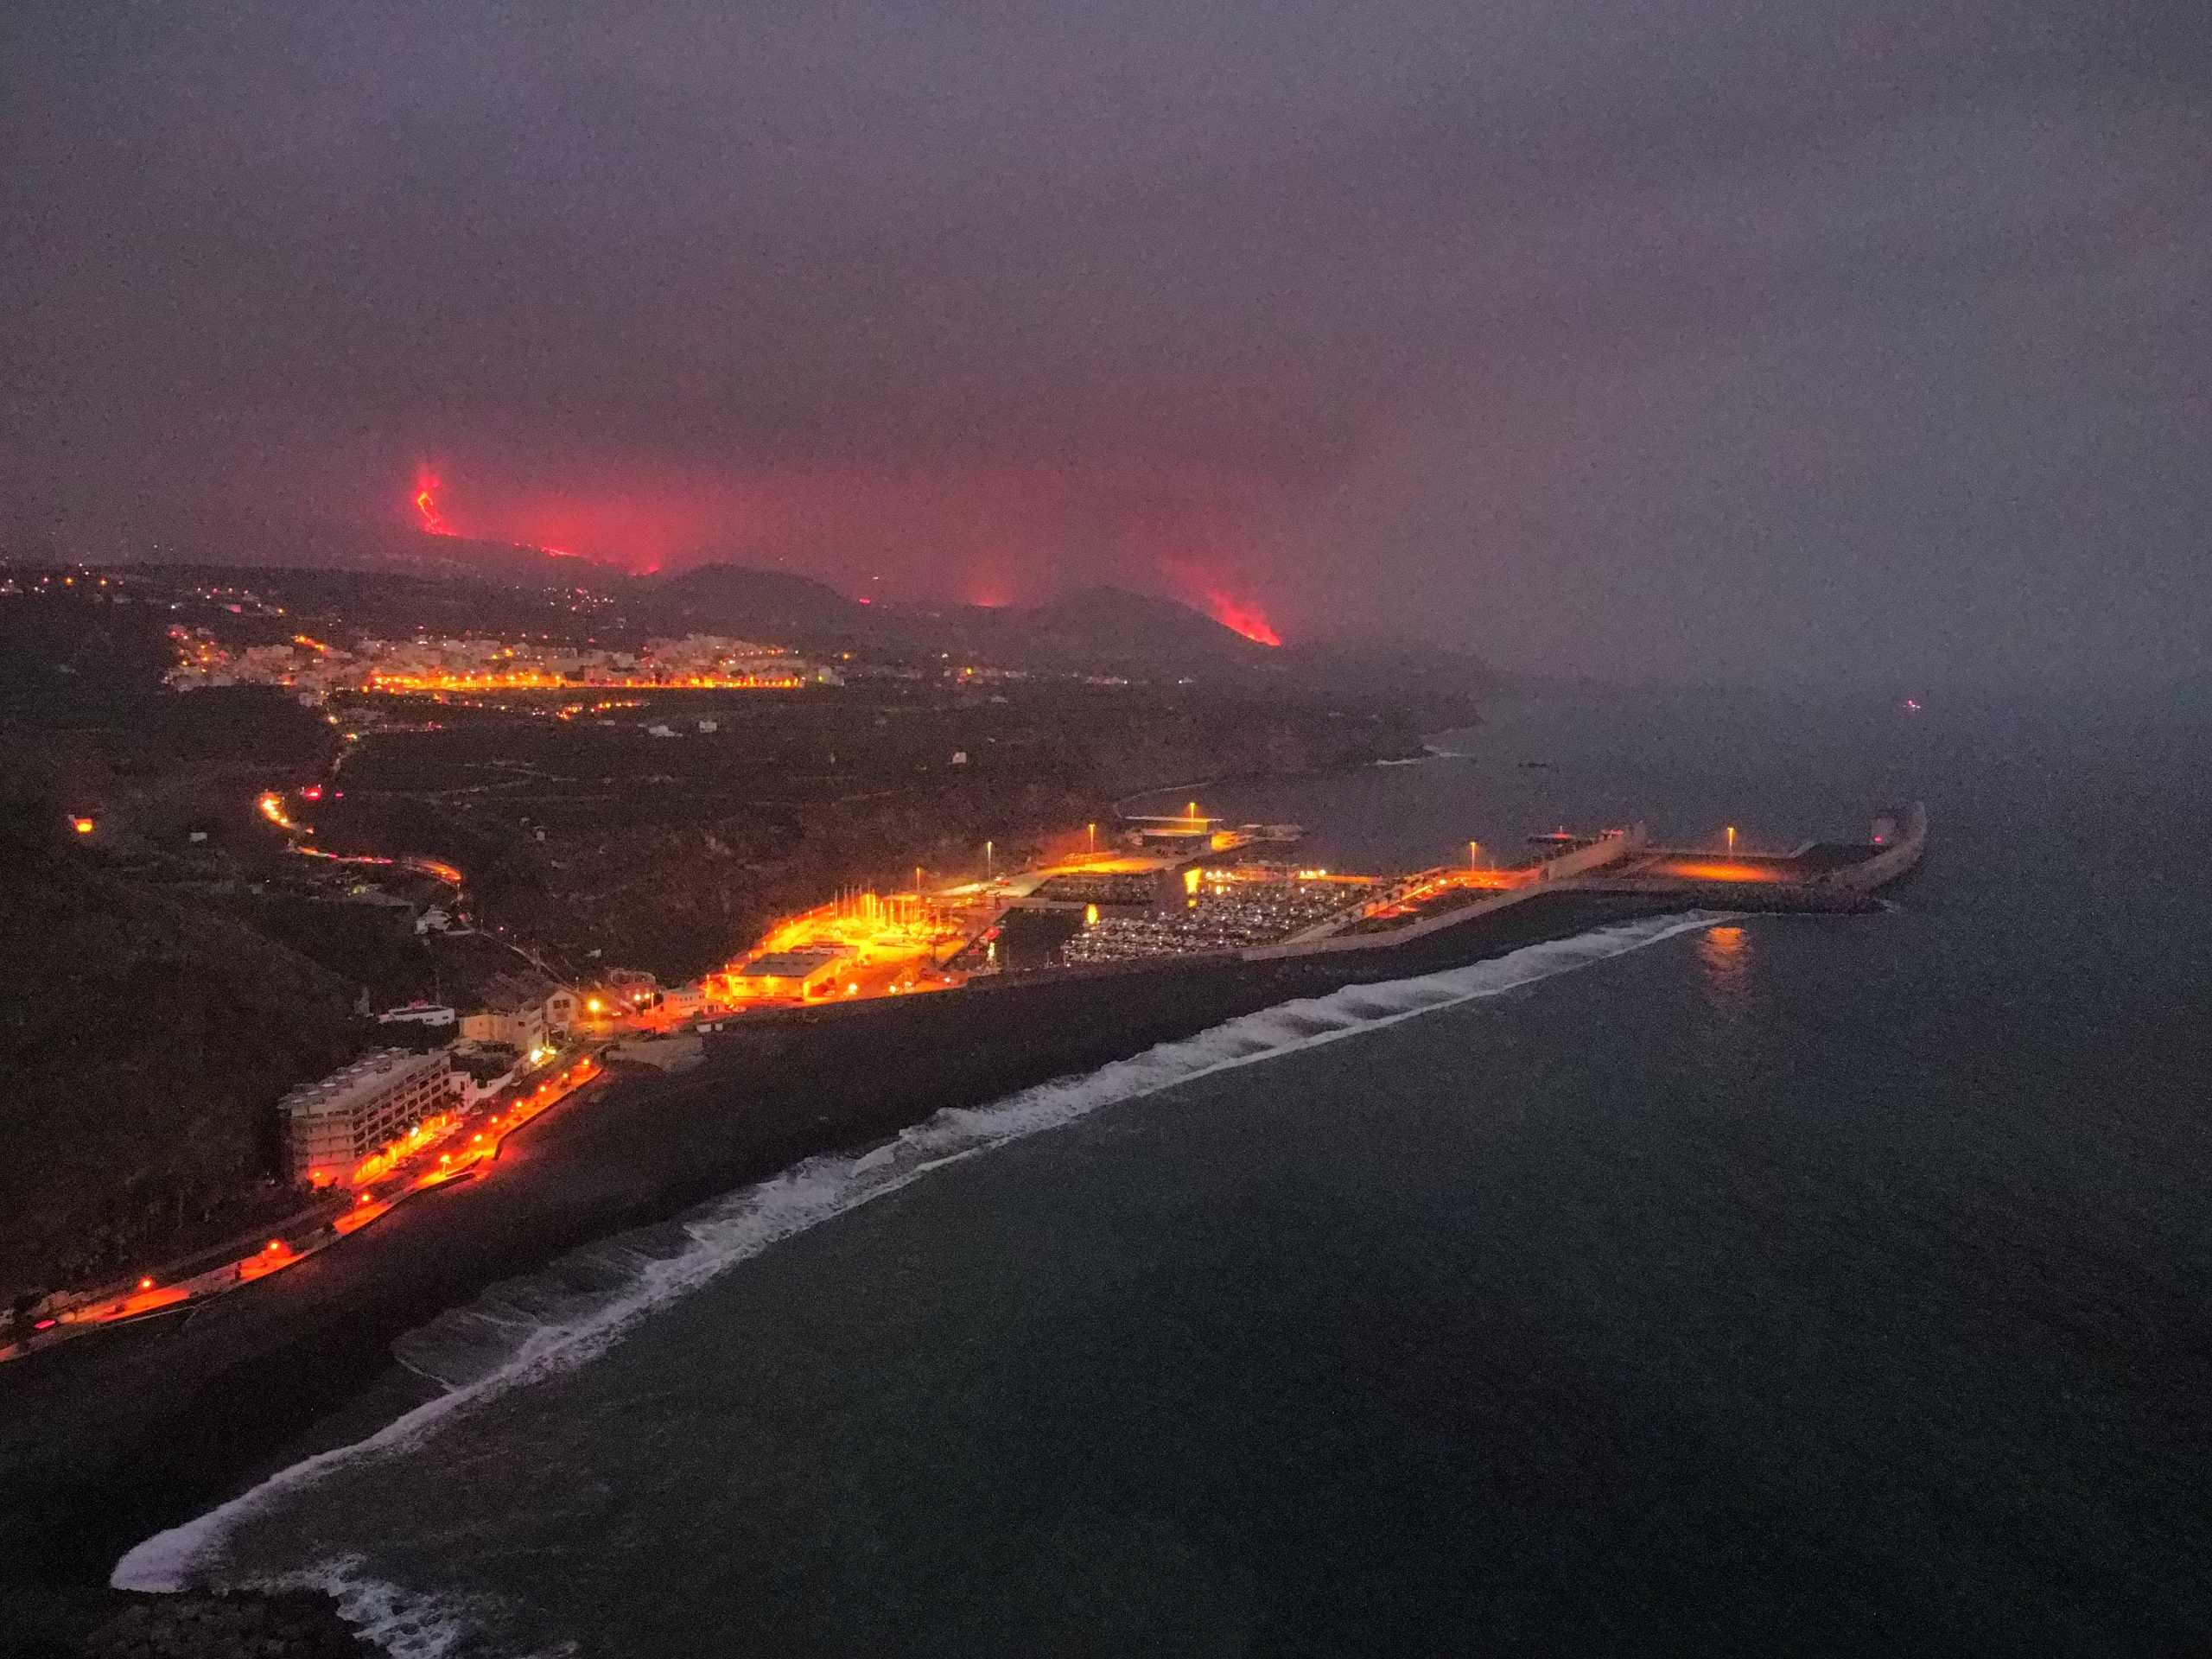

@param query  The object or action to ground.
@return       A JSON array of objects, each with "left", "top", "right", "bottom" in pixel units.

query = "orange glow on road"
[
  {"left": 1646, "top": 859, "right": 1789, "bottom": 884},
  {"left": 10, "top": 1048, "right": 617, "bottom": 1362}
]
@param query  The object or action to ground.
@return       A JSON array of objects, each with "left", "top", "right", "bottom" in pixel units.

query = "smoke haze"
[{"left": 4, "top": 0, "right": 2207, "bottom": 689}]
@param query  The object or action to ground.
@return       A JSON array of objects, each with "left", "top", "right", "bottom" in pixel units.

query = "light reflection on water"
[{"left": 1695, "top": 922, "right": 1751, "bottom": 1012}]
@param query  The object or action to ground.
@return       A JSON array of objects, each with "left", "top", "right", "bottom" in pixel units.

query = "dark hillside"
[{"left": 0, "top": 858, "right": 358, "bottom": 1302}]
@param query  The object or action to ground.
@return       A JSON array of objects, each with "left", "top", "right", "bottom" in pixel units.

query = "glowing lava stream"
[
  {"left": 1203, "top": 591, "right": 1282, "bottom": 646},
  {"left": 413, "top": 467, "right": 453, "bottom": 537}
]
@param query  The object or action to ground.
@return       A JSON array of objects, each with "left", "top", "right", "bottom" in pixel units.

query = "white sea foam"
[
  {"left": 112, "top": 909, "right": 1728, "bottom": 1609},
  {"left": 240, "top": 1554, "right": 572, "bottom": 1659},
  {"left": 253, "top": 1559, "right": 480, "bottom": 1657}
]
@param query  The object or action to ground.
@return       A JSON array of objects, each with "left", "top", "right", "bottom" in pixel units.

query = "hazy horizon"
[{"left": 6, "top": 0, "right": 2207, "bottom": 691}]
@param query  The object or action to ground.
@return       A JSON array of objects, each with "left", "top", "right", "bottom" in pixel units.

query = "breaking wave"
[
  {"left": 113, "top": 910, "right": 1728, "bottom": 1605},
  {"left": 242, "top": 1557, "right": 536, "bottom": 1659}
]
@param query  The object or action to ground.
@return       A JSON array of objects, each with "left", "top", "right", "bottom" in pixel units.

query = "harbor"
[{"left": 701, "top": 802, "right": 1928, "bottom": 1047}]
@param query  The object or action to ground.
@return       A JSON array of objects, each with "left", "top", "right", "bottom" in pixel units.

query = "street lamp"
[
  {"left": 984, "top": 840, "right": 994, "bottom": 876},
  {"left": 1726, "top": 824, "right": 1737, "bottom": 854},
  {"left": 1469, "top": 840, "right": 1481, "bottom": 869},
  {"left": 1086, "top": 822, "right": 1096, "bottom": 853}
]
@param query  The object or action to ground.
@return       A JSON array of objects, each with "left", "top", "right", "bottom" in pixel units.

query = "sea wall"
[{"left": 1825, "top": 802, "right": 1927, "bottom": 892}]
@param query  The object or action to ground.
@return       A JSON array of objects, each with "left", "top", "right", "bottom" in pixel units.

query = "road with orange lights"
[{"left": 0, "top": 1053, "right": 606, "bottom": 1366}]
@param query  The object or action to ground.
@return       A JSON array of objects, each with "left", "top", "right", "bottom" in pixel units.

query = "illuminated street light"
[
  {"left": 1726, "top": 825, "right": 1737, "bottom": 853},
  {"left": 71, "top": 816, "right": 96, "bottom": 836}
]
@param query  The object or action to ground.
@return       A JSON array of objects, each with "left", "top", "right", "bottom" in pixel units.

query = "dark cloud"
[{"left": 3, "top": 0, "right": 2206, "bottom": 687}]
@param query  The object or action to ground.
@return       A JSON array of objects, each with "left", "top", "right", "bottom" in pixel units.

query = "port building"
[
  {"left": 728, "top": 946, "right": 855, "bottom": 999},
  {"left": 282, "top": 1048, "right": 456, "bottom": 1184}
]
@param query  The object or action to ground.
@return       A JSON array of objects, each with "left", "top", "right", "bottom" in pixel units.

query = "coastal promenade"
[
  {"left": 0, "top": 1053, "right": 606, "bottom": 1369},
  {"left": 0, "top": 885, "right": 1677, "bottom": 1597}
]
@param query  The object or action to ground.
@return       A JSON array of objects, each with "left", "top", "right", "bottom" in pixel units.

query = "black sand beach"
[{"left": 0, "top": 890, "right": 1681, "bottom": 1646}]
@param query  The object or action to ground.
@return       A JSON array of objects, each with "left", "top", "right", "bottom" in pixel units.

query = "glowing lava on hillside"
[
  {"left": 1200, "top": 591, "right": 1282, "bottom": 646},
  {"left": 413, "top": 466, "right": 453, "bottom": 537}
]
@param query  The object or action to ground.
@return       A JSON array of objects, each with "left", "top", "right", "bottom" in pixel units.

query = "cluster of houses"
[{"left": 167, "top": 629, "right": 844, "bottom": 699}]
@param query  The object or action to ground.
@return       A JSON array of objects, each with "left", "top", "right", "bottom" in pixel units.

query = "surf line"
[{"left": 113, "top": 907, "right": 1733, "bottom": 1594}]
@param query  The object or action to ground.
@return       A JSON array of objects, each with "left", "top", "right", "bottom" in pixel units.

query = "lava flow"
[
  {"left": 1201, "top": 590, "right": 1282, "bottom": 646},
  {"left": 413, "top": 467, "right": 453, "bottom": 536}
]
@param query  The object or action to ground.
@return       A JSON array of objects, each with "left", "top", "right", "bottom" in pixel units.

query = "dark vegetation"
[{"left": 329, "top": 678, "right": 1436, "bottom": 980}]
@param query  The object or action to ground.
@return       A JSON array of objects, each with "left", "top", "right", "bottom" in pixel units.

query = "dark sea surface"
[{"left": 118, "top": 688, "right": 2212, "bottom": 1656}]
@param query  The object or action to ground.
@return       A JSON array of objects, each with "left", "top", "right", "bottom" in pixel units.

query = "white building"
[
  {"left": 377, "top": 1001, "right": 456, "bottom": 1028},
  {"left": 283, "top": 1048, "right": 455, "bottom": 1183},
  {"left": 461, "top": 972, "right": 580, "bottom": 1051}
]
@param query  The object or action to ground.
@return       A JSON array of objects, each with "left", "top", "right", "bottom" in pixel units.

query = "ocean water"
[{"left": 117, "top": 688, "right": 2212, "bottom": 1656}]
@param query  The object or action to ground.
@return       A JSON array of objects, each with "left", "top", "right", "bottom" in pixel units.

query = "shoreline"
[{"left": 0, "top": 887, "right": 1700, "bottom": 1640}]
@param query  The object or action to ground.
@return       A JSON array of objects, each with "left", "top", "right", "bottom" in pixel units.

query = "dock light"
[{"left": 71, "top": 816, "right": 95, "bottom": 835}]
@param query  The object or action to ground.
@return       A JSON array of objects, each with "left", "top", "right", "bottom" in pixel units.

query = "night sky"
[{"left": 5, "top": 1, "right": 2206, "bottom": 689}]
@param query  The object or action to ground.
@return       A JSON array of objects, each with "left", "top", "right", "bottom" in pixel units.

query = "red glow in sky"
[
  {"left": 390, "top": 461, "right": 1290, "bottom": 626},
  {"left": 964, "top": 576, "right": 1014, "bottom": 608},
  {"left": 1199, "top": 589, "right": 1282, "bottom": 646}
]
